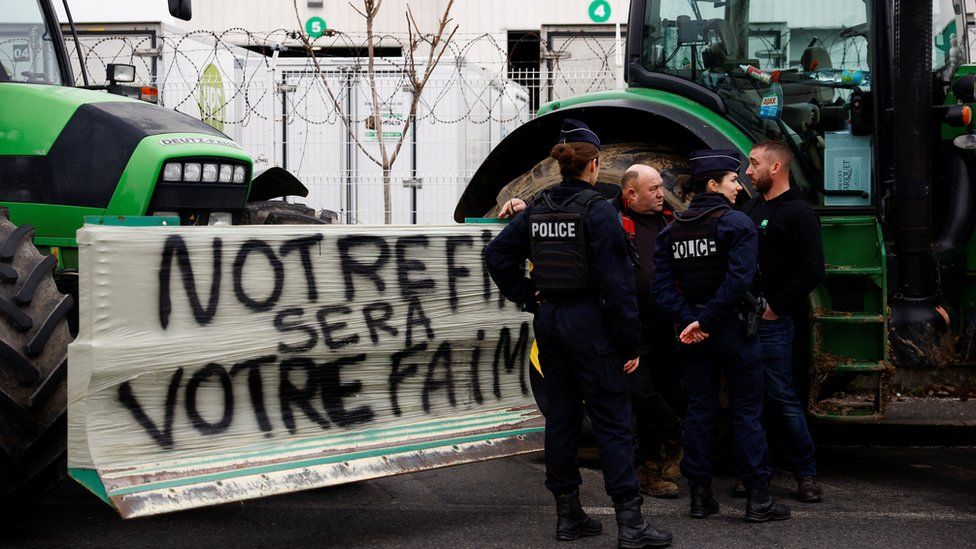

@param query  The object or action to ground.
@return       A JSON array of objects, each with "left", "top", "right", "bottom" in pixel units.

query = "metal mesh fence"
[
  {"left": 74, "top": 23, "right": 976, "bottom": 223},
  {"left": 65, "top": 29, "right": 626, "bottom": 224}
]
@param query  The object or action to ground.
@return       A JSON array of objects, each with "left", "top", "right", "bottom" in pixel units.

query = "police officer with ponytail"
[
  {"left": 486, "top": 119, "right": 672, "bottom": 548},
  {"left": 651, "top": 150, "right": 791, "bottom": 523}
]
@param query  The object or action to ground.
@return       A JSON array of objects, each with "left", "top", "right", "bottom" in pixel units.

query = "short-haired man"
[{"left": 743, "top": 141, "right": 826, "bottom": 503}]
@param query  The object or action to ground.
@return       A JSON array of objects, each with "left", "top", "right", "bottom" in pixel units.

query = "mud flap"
[
  {"left": 68, "top": 223, "right": 543, "bottom": 518},
  {"left": 247, "top": 166, "right": 310, "bottom": 202}
]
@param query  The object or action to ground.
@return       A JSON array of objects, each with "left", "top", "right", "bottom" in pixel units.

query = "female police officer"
[
  {"left": 651, "top": 150, "right": 790, "bottom": 523},
  {"left": 485, "top": 119, "right": 672, "bottom": 548}
]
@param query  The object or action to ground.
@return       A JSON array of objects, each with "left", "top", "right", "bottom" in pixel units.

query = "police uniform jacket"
[
  {"left": 650, "top": 192, "right": 758, "bottom": 334},
  {"left": 485, "top": 179, "right": 642, "bottom": 359}
]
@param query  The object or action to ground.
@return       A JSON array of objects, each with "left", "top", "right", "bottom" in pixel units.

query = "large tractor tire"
[
  {"left": 487, "top": 143, "right": 693, "bottom": 217},
  {"left": 0, "top": 209, "right": 74, "bottom": 510}
]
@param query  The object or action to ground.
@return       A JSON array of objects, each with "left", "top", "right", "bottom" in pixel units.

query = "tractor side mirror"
[
  {"left": 106, "top": 64, "right": 135, "bottom": 84},
  {"left": 168, "top": 0, "right": 192, "bottom": 21}
]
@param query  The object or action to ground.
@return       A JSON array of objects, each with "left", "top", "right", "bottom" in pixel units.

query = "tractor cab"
[
  {"left": 627, "top": 0, "right": 967, "bottom": 209},
  {"left": 0, "top": 0, "right": 72, "bottom": 85}
]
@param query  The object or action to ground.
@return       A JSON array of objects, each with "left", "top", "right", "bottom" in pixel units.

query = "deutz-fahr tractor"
[
  {"left": 0, "top": 0, "right": 327, "bottom": 506},
  {"left": 457, "top": 1, "right": 976, "bottom": 423}
]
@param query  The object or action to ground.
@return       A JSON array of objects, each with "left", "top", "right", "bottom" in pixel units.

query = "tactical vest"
[
  {"left": 528, "top": 188, "right": 603, "bottom": 291},
  {"left": 670, "top": 205, "right": 730, "bottom": 305}
]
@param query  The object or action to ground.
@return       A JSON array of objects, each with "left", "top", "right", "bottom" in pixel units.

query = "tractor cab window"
[
  {"left": 0, "top": 0, "right": 65, "bottom": 85},
  {"left": 640, "top": 0, "right": 873, "bottom": 207}
]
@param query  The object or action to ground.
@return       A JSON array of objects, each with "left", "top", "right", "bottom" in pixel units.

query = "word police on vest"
[
  {"left": 672, "top": 238, "right": 718, "bottom": 259},
  {"left": 531, "top": 221, "right": 578, "bottom": 239}
]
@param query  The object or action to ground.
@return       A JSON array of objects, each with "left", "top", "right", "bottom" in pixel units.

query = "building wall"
[
  {"left": 56, "top": 1, "right": 883, "bottom": 38},
  {"left": 55, "top": 0, "right": 629, "bottom": 38}
]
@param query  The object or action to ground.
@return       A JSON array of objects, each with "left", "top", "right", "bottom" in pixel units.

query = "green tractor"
[
  {"left": 457, "top": 1, "right": 976, "bottom": 421},
  {"left": 0, "top": 0, "right": 325, "bottom": 506}
]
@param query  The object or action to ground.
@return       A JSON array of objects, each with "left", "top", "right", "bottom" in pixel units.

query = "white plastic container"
[{"left": 823, "top": 130, "right": 873, "bottom": 207}]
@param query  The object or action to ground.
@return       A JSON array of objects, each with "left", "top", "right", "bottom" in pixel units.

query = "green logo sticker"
[
  {"left": 305, "top": 16, "right": 327, "bottom": 38},
  {"left": 196, "top": 64, "right": 225, "bottom": 132},
  {"left": 588, "top": 0, "right": 611, "bottom": 23}
]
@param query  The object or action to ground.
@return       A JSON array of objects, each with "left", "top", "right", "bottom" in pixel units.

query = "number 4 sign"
[
  {"left": 588, "top": 0, "right": 611, "bottom": 23},
  {"left": 12, "top": 44, "right": 30, "bottom": 62}
]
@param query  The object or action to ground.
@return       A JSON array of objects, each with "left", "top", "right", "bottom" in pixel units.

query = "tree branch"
[
  {"left": 389, "top": 0, "right": 457, "bottom": 167},
  {"left": 293, "top": 0, "right": 381, "bottom": 166}
]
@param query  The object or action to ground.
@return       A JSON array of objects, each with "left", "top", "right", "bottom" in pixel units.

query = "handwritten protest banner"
[{"left": 68, "top": 224, "right": 541, "bottom": 518}]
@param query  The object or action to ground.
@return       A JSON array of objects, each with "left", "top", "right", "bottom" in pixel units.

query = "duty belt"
[{"left": 542, "top": 293, "right": 601, "bottom": 306}]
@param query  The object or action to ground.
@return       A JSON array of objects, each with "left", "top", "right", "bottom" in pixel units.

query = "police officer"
[
  {"left": 486, "top": 119, "right": 672, "bottom": 547},
  {"left": 651, "top": 149, "right": 790, "bottom": 523},
  {"left": 499, "top": 166, "right": 684, "bottom": 500}
]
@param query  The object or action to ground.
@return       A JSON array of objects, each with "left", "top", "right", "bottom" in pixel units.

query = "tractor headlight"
[
  {"left": 219, "top": 164, "right": 234, "bottom": 183},
  {"left": 163, "top": 163, "right": 182, "bottom": 182},
  {"left": 202, "top": 163, "right": 219, "bottom": 182},
  {"left": 208, "top": 212, "right": 233, "bottom": 225},
  {"left": 159, "top": 159, "right": 246, "bottom": 183},
  {"left": 183, "top": 163, "right": 202, "bottom": 182}
]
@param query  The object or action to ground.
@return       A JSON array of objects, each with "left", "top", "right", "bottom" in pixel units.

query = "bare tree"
[{"left": 293, "top": 0, "right": 457, "bottom": 223}]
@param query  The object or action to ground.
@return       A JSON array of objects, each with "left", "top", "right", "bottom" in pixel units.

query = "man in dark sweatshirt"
[
  {"left": 743, "top": 141, "right": 826, "bottom": 503},
  {"left": 617, "top": 165, "right": 683, "bottom": 499}
]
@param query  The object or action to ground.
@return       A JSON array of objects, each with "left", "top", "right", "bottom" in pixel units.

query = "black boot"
[
  {"left": 555, "top": 490, "right": 602, "bottom": 541},
  {"left": 689, "top": 485, "right": 720, "bottom": 519},
  {"left": 745, "top": 489, "right": 791, "bottom": 523},
  {"left": 613, "top": 495, "right": 673, "bottom": 548}
]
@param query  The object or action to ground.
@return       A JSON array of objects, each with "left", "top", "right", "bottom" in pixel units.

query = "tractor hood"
[
  {"left": 0, "top": 83, "right": 230, "bottom": 210},
  {"left": 453, "top": 89, "right": 752, "bottom": 222},
  {"left": 1, "top": 84, "right": 146, "bottom": 156}
]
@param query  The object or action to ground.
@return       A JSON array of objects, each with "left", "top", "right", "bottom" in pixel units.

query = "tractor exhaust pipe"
[{"left": 889, "top": 0, "right": 948, "bottom": 368}]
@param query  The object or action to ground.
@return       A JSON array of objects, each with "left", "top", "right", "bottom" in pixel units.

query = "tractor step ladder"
[{"left": 808, "top": 216, "right": 890, "bottom": 421}]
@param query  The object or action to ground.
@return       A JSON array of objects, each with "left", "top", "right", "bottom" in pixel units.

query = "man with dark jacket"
[
  {"left": 743, "top": 141, "right": 826, "bottom": 503},
  {"left": 617, "top": 165, "right": 683, "bottom": 498}
]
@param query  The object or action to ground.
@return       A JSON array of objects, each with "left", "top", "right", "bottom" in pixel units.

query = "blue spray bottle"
[{"left": 758, "top": 70, "right": 784, "bottom": 120}]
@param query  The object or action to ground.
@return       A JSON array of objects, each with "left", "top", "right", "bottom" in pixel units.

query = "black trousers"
[
  {"left": 629, "top": 329, "right": 683, "bottom": 462},
  {"left": 678, "top": 320, "right": 770, "bottom": 490},
  {"left": 535, "top": 301, "right": 639, "bottom": 502}
]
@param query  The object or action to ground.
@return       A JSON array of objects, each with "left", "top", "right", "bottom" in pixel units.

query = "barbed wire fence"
[
  {"left": 64, "top": 28, "right": 623, "bottom": 224},
  {"left": 68, "top": 22, "right": 968, "bottom": 223}
]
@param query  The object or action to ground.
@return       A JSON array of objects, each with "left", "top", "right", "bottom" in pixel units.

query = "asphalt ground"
[{"left": 5, "top": 444, "right": 976, "bottom": 548}]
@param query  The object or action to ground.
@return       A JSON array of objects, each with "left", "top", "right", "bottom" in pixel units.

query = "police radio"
[{"left": 741, "top": 292, "right": 767, "bottom": 339}]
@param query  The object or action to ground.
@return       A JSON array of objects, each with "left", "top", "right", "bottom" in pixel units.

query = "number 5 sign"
[
  {"left": 305, "top": 16, "right": 328, "bottom": 39},
  {"left": 588, "top": 0, "right": 611, "bottom": 23}
]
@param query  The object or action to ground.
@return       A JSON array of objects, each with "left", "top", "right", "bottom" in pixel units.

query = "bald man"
[
  {"left": 618, "top": 166, "right": 683, "bottom": 499},
  {"left": 500, "top": 166, "right": 684, "bottom": 499}
]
